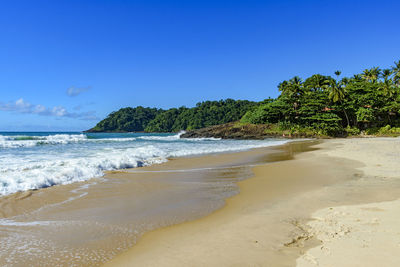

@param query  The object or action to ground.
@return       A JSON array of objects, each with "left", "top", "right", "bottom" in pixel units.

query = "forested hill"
[
  {"left": 87, "top": 60, "right": 400, "bottom": 137},
  {"left": 86, "top": 99, "right": 257, "bottom": 132}
]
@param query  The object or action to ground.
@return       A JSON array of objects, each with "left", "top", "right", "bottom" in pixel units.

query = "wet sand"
[
  {"left": 3, "top": 138, "right": 399, "bottom": 266},
  {"left": 0, "top": 141, "right": 302, "bottom": 266},
  {"left": 105, "top": 139, "right": 400, "bottom": 267}
]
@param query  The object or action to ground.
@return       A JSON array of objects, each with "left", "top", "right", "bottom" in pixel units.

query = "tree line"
[
  {"left": 242, "top": 60, "right": 400, "bottom": 136},
  {"left": 88, "top": 60, "right": 400, "bottom": 136},
  {"left": 87, "top": 99, "right": 256, "bottom": 132}
]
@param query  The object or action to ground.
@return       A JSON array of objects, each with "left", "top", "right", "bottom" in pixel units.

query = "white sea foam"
[
  {"left": 0, "top": 134, "right": 88, "bottom": 148},
  {"left": 0, "top": 132, "right": 289, "bottom": 196},
  {"left": 138, "top": 131, "right": 221, "bottom": 141},
  {"left": 136, "top": 131, "right": 185, "bottom": 141}
]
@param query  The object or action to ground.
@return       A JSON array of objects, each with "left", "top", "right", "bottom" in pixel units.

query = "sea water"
[{"left": 0, "top": 131, "right": 288, "bottom": 196}]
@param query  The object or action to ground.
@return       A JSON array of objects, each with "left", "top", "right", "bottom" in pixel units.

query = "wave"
[
  {"left": 137, "top": 131, "right": 221, "bottom": 141},
  {"left": 0, "top": 131, "right": 224, "bottom": 149},
  {"left": 0, "top": 145, "right": 168, "bottom": 195},
  {"left": 0, "top": 138, "right": 289, "bottom": 196},
  {"left": 0, "top": 134, "right": 88, "bottom": 148}
]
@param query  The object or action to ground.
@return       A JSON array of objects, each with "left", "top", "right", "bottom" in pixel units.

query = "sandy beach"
[
  {"left": 297, "top": 138, "right": 400, "bottom": 267},
  {"left": 105, "top": 138, "right": 400, "bottom": 267},
  {"left": 0, "top": 140, "right": 298, "bottom": 266},
  {"left": 2, "top": 138, "right": 400, "bottom": 266}
]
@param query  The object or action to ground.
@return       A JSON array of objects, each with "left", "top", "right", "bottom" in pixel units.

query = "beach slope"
[{"left": 106, "top": 138, "right": 400, "bottom": 267}]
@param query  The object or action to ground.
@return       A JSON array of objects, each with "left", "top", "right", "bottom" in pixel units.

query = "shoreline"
[
  {"left": 104, "top": 138, "right": 400, "bottom": 266},
  {"left": 0, "top": 141, "right": 298, "bottom": 266},
  {"left": 2, "top": 138, "right": 399, "bottom": 265}
]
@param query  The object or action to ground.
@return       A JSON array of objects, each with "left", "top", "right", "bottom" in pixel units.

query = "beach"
[
  {"left": 0, "top": 135, "right": 293, "bottom": 266},
  {"left": 105, "top": 138, "right": 400, "bottom": 267},
  {"left": 2, "top": 1, "right": 399, "bottom": 266},
  {"left": 1, "top": 138, "right": 400, "bottom": 266},
  {"left": 297, "top": 138, "right": 400, "bottom": 267}
]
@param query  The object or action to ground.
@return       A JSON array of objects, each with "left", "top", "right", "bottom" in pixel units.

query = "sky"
[{"left": 0, "top": 0, "right": 399, "bottom": 131}]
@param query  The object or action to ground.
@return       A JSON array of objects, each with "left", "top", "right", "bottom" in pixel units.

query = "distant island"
[{"left": 87, "top": 60, "right": 400, "bottom": 138}]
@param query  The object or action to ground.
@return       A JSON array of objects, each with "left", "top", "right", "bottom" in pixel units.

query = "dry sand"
[
  {"left": 297, "top": 138, "right": 400, "bottom": 267},
  {"left": 106, "top": 138, "right": 400, "bottom": 267}
]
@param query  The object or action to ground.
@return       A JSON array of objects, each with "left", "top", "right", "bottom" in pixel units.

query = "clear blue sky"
[{"left": 0, "top": 0, "right": 399, "bottom": 131}]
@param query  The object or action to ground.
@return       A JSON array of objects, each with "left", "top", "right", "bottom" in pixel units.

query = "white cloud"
[
  {"left": 0, "top": 98, "right": 98, "bottom": 121},
  {"left": 33, "top": 104, "right": 46, "bottom": 113},
  {"left": 15, "top": 98, "right": 31, "bottom": 109},
  {"left": 66, "top": 86, "right": 91, "bottom": 97}
]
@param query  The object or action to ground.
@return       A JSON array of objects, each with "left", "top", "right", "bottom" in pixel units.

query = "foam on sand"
[{"left": 0, "top": 132, "right": 289, "bottom": 195}]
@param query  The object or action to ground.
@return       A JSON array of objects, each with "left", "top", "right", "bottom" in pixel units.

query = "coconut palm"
[
  {"left": 380, "top": 69, "right": 395, "bottom": 97},
  {"left": 362, "top": 69, "right": 372, "bottom": 82},
  {"left": 341, "top": 77, "right": 350, "bottom": 86},
  {"left": 382, "top": 68, "right": 392, "bottom": 79},
  {"left": 278, "top": 80, "right": 290, "bottom": 94},
  {"left": 371, "top": 67, "right": 381, "bottom": 82},
  {"left": 353, "top": 74, "right": 363, "bottom": 81},
  {"left": 328, "top": 79, "right": 350, "bottom": 126},
  {"left": 328, "top": 81, "right": 345, "bottom": 103},
  {"left": 282, "top": 76, "right": 303, "bottom": 98},
  {"left": 304, "top": 74, "right": 330, "bottom": 92},
  {"left": 362, "top": 67, "right": 380, "bottom": 83},
  {"left": 392, "top": 60, "right": 400, "bottom": 85},
  {"left": 285, "top": 76, "right": 304, "bottom": 111}
]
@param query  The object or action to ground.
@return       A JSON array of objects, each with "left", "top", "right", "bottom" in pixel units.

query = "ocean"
[{"left": 0, "top": 131, "right": 289, "bottom": 196}]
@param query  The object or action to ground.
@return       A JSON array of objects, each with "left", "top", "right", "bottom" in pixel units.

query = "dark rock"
[{"left": 180, "top": 122, "right": 287, "bottom": 140}]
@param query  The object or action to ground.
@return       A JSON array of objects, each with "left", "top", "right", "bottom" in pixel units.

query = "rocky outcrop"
[{"left": 180, "top": 122, "right": 288, "bottom": 140}]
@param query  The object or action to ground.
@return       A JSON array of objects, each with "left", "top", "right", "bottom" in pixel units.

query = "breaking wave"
[{"left": 0, "top": 132, "right": 288, "bottom": 195}]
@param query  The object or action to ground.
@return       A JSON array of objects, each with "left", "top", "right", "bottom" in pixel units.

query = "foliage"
[
  {"left": 88, "top": 99, "right": 256, "bottom": 132},
  {"left": 88, "top": 107, "right": 161, "bottom": 132},
  {"left": 375, "top": 125, "right": 400, "bottom": 136},
  {"left": 344, "top": 126, "right": 361, "bottom": 136},
  {"left": 89, "top": 60, "right": 400, "bottom": 137},
  {"left": 241, "top": 60, "right": 400, "bottom": 136}
]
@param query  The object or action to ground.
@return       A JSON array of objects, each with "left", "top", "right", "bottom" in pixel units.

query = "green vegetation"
[
  {"left": 241, "top": 60, "right": 400, "bottom": 136},
  {"left": 89, "top": 60, "right": 400, "bottom": 137},
  {"left": 88, "top": 107, "right": 161, "bottom": 132},
  {"left": 87, "top": 99, "right": 256, "bottom": 132}
]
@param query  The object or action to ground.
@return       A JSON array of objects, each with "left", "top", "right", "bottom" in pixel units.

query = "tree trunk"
[{"left": 343, "top": 109, "right": 350, "bottom": 127}]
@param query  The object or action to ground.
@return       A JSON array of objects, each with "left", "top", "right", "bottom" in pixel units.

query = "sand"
[
  {"left": 2, "top": 138, "right": 400, "bottom": 266},
  {"left": 106, "top": 138, "right": 400, "bottom": 267},
  {"left": 0, "top": 142, "right": 303, "bottom": 266},
  {"left": 297, "top": 138, "right": 400, "bottom": 267}
]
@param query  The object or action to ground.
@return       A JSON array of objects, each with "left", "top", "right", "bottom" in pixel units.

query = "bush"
[
  {"left": 377, "top": 125, "right": 400, "bottom": 136},
  {"left": 345, "top": 126, "right": 361, "bottom": 136}
]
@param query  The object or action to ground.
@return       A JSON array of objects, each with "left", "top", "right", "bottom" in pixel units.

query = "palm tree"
[
  {"left": 328, "top": 81, "right": 345, "bottom": 103},
  {"left": 392, "top": 60, "right": 400, "bottom": 85},
  {"left": 278, "top": 80, "right": 290, "bottom": 94},
  {"left": 382, "top": 68, "right": 392, "bottom": 79},
  {"left": 328, "top": 79, "right": 350, "bottom": 127},
  {"left": 289, "top": 76, "right": 303, "bottom": 94},
  {"left": 353, "top": 74, "right": 363, "bottom": 81},
  {"left": 362, "top": 69, "right": 372, "bottom": 82},
  {"left": 341, "top": 77, "right": 350, "bottom": 86},
  {"left": 380, "top": 69, "right": 394, "bottom": 97},
  {"left": 362, "top": 67, "right": 380, "bottom": 83},
  {"left": 305, "top": 74, "right": 330, "bottom": 92},
  {"left": 371, "top": 67, "right": 381, "bottom": 82},
  {"left": 284, "top": 76, "right": 303, "bottom": 111}
]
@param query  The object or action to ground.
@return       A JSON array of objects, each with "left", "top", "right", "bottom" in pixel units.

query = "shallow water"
[
  {"left": 0, "top": 144, "right": 297, "bottom": 266},
  {"left": 0, "top": 131, "right": 289, "bottom": 196}
]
